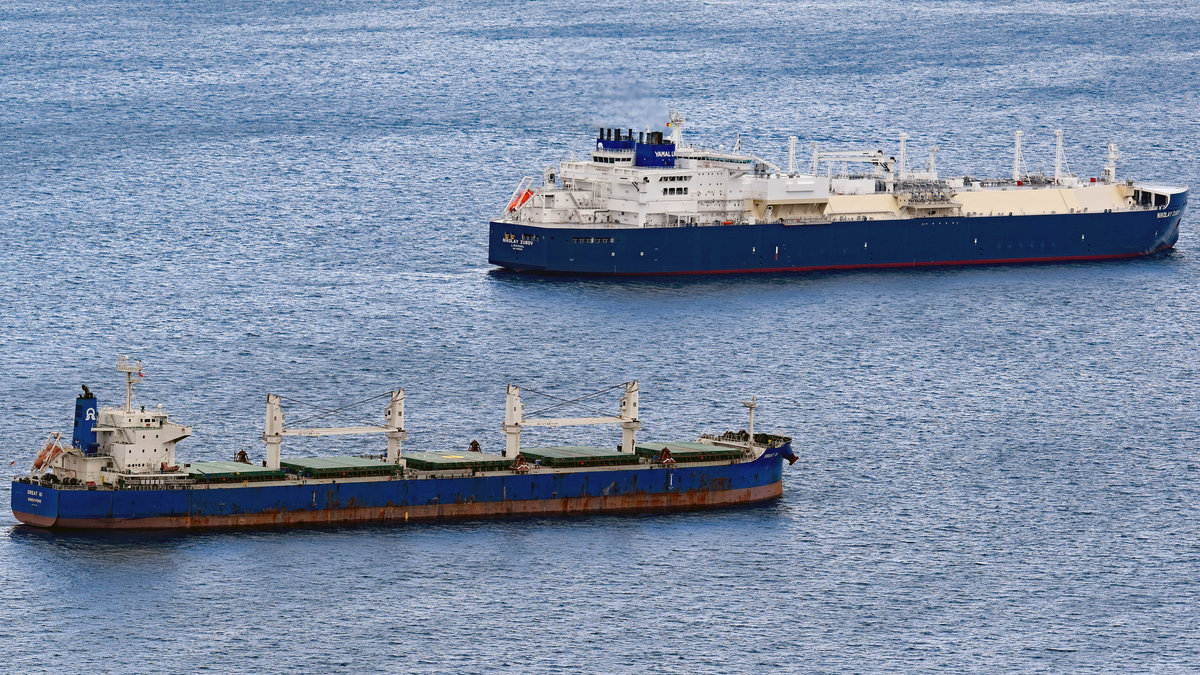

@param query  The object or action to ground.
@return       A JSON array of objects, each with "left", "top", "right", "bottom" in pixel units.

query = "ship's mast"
[
  {"left": 743, "top": 396, "right": 757, "bottom": 445},
  {"left": 787, "top": 136, "right": 797, "bottom": 176},
  {"left": 1104, "top": 142, "right": 1119, "bottom": 183},
  {"left": 898, "top": 132, "right": 908, "bottom": 181},
  {"left": 667, "top": 111, "right": 685, "bottom": 147},
  {"left": 116, "top": 355, "right": 142, "bottom": 412}
]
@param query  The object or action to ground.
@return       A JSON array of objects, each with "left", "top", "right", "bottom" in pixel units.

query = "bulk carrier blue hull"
[
  {"left": 488, "top": 196, "right": 1186, "bottom": 276},
  {"left": 11, "top": 443, "right": 788, "bottom": 529},
  {"left": 12, "top": 364, "right": 793, "bottom": 531}
]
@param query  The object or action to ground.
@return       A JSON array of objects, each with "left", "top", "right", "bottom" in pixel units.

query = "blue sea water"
[{"left": 2, "top": 0, "right": 1199, "bottom": 670}]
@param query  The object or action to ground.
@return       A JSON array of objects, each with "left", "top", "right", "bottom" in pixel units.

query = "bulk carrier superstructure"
[
  {"left": 489, "top": 113, "right": 1187, "bottom": 275},
  {"left": 11, "top": 357, "right": 795, "bottom": 530}
]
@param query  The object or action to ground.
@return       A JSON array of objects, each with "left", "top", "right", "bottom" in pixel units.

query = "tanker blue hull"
[
  {"left": 488, "top": 196, "right": 1186, "bottom": 275},
  {"left": 11, "top": 444, "right": 788, "bottom": 529}
]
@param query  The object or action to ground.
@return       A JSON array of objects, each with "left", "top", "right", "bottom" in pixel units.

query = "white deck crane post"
[
  {"left": 503, "top": 381, "right": 643, "bottom": 458},
  {"left": 385, "top": 390, "right": 406, "bottom": 464},
  {"left": 264, "top": 393, "right": 284, "bottom": 470},
  {"left": 503, "top": 384, "right": 524, "bottom": 459},
  {"left": 263, "top": 390, "right": 408, "bottom": 470},
  {"left": 619, "top": 380, "right": 641, "bottom": 453}
]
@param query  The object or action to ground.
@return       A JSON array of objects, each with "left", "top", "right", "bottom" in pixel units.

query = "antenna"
[
  {"left": 927, "top": 146, "right": 939, "bottom": 179},
  {"left": 734, "top": 133, "right": 742, "bottom": 153},
  {"left": 116, "top": 355, "right": 143, "bottom": 412}
]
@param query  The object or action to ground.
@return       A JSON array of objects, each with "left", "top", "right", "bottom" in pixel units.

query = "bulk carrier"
[
  {"left": 489, "top": 113, "right": 1187, "bottom": 275},
  {"left": 11, "top": 357, "right": 795, "bottom": 530}
]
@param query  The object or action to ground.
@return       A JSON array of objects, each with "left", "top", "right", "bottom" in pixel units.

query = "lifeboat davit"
[{"left": 32, "top": 440, "right": 65, "bottom": 470}]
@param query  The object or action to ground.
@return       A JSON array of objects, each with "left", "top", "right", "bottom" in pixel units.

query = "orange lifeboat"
[
  {"left": 507, "top": 189, "right": 534, "bottom": 212},
  {"left": 32, "top": 440, "right": 65, "bottom": 470}
]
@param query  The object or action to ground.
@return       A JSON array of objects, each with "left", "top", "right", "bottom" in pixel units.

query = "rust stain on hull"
[{"left": 41, "top": 482, "right": 784, "bottom": 530}]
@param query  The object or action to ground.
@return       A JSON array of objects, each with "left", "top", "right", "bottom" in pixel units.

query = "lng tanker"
[
  {"left": 11, "top": 357, "right": 795, "bottom": 530},
  {"left": 489, "top": 113, "right": 1187, "bottom": 275}
]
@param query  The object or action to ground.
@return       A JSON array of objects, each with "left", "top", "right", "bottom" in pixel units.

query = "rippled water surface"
[{"left": 2, "top": 0, "right": 1199, "bottom": 671}]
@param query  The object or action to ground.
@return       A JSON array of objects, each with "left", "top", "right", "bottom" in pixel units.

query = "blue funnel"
[{"left": 73, "top": 385, "right": 99, "bottom": 455}]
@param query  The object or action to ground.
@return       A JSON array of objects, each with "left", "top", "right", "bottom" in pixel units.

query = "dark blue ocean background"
[{"left": 2, "top": 0, "right": 1199, "bottom": 671}]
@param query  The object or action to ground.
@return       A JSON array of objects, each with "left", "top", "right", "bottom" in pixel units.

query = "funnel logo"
[{"left": 85, "top": 408, "right": 96, "bottom": 421}]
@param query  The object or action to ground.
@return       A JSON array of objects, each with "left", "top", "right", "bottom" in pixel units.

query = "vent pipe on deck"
[
  {"left": 1054, "top": 129, "right": 1064, "bottom": 184},
  {"left": 1013, "top": 130, "right": 1024, "bottom": 182}
]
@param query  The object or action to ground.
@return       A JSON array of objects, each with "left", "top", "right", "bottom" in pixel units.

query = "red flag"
[{"left": 139, "top": 372, "right": 144, "bottom": 378}]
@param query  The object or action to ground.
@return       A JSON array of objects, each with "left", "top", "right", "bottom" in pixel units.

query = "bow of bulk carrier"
[
  {"left": 488, "top": 113, "right": 1187, "bottom": 275},
  {"left": 11, "top": 357, "right": 796, "bottom": 530}
]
